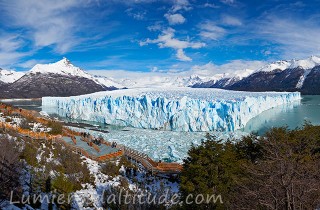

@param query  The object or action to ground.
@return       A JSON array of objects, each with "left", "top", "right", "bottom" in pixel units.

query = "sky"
[{"left": 1, "top": 0, "right": 320, "bottom": 76}]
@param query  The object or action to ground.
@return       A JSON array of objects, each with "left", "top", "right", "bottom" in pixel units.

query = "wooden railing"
[
  {"left": 116, "top": 144, "right": 183, "bottom": 174},
  {"left": 0, "top": 121, "right": 122, "bottom": 162},
  {"left": 1, "top": 104, "right": 183, "bottom": 174},
  {"left": 98, "top": 150, "right": 124, "bottom": 161}
]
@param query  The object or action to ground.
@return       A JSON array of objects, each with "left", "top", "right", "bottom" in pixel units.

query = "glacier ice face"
[{"left": 42, "top": 88, "right": 301, "bottom": 132}]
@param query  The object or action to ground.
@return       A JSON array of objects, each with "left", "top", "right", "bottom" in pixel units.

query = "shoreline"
[{"left": 0, "top": 98, "right": 42, "bottom": 102}]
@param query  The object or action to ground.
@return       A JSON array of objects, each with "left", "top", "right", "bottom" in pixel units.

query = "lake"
[
  {"left": 2, "top": 95, "right": 320, "bottom": 162},
  {"left": 242, "top": 95, "right": 320, "bottom": 134}
]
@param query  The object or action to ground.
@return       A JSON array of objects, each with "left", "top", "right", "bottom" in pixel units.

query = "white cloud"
[
  {"left": 199, "top": 21, "right": 226, "bottom": 40},
  {"left": 0, "top": 35, "right": 22, "bottom": 52},
  {"left": 221, "top": 15, "right": 242, "bottom": 26},
  {"left": 15, "top": 59, "right": 51, "bottom": 69},
  {"left": 256, "top": 16, "right": 320, "bottom": 58},
  {"left": 147, "top": 22, "right": 164, "bottom": 31},
  {"left": 0, "top": 34, "right": 29, "bottom": 68},
  {"left": 126, "top": 8, "right": 147, "bottom": 20},
  {"left": 171, "top": 0, "right": 192, "bottom": 13},
  {"left": 165, "top": 13, "right": 186, "bottom": 25},
  {"left": 112, "top": 0, "right": 157, "bottom": 5},
  {"left": 203, "top": 3, "right": 219, "bottom": 9},
  {"left": 176, "top": 49, "right": 192, "bottom": 61},
  {"left": 190, "top": 60, "right": 265, "bottom": 77},
  {"left": 220, "top": 0, "right": 235, "bottom": 5},
  {"left": 163, "top": 0, "right": 189, "bottom": 26},
  {"left": 140, "top": 28, "right": 205, "bottom": 61},
  {"left": 151, "top": 66, "right": 158, "bottom": 72},
  {"left": 87, "top": 59, "right": 266, "bottom": 82},
  {"left": 262, "top": 50, "right": 272, "bottom": 56},
  {"left": 1, "top": 0, "right": 87, "bottom": 53}
]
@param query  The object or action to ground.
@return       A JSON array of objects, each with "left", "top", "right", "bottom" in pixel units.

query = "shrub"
[
  {"left": 5, "top": 117, "right": 12, "bottom": 123},
  {"left": 20, "top": 140, "right": 40, "bottom": 167},
  {"left": 20, "top": 119, "right": 32, "bottom": 130},
  {"left": 47, "top": 121, "right": 63, "bottom": 135},
  {"left": 0, "top": 136, "right": 23, "bottom": 203},
  {"left": 101, "top": 161, "right": 121, "bottom": 177}
]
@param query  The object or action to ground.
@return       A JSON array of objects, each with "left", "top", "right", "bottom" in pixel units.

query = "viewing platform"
[{"left": 0, "top": 102, "right": 183, "bottom": 175}]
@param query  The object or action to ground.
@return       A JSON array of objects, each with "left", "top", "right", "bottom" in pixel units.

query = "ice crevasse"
[{"left": 42, "top": 88, "right": 301, "bottom": 132}]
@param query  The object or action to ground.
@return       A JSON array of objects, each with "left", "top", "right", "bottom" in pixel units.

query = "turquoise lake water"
[{"left": 243, "top": 95, "right": 320, "bottom": 134}]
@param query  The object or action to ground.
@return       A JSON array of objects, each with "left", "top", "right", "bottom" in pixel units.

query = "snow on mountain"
[
  {"left": 256, "top": 55, "right": 320, "bottom": 73},
  {"left": 255, "top": 60, "right": 291, "bottom": 73},
  {"left": 232, "top": 69, "right": 255, "bottom": 79},
  {"left": 193, "top": 55, "right": 320, "bottom": 91},
  {"left": 117, "top": 74, "right": 203, "bottom": 88},
  {"left": 245, "top": 55, "right": 320, "bottom": 91},
  {"left": 99, "top": 55, "right": 320, "bottom": 91},
  {"left": 191, "top": 68, "right": 255, "bottom": 89},
  {"left": 120, "top": 75, "right": 189, "bottom": 88},
  {"left": 26, "top": 58, "right": 259, "bottom": 89},
  {"left": 29, "top": 57, "right": 92, "bottom": 78},
  {"left": 93, "top": 75, "right": 125, "bottom": 88},
  {"left": 212, "top": 69, "right": 255, "bottom": 81},
  {"left": 28, "top": 58, "right": 123, "bottom": 88},
  {"left": 42, "top": 88, "right": 301, "bottom": 132},
  {"left": 104, "top": 68, "right": 254, "bottom": 89},
  {"left": 296, "top": 69, "right": 312, "bottom": 89},
  {"left": 291, "top": 55, "right": 320, "bottom": 69},
  {"left": 0, "top": 68, "right": 24, "bottom": 83}
]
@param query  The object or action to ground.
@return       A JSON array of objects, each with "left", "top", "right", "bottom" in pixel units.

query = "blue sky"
[{"left": 0, "top": 0, "right": 320, "bottom": 75}]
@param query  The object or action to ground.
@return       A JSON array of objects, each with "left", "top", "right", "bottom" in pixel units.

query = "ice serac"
[{"left": 42, "top": 88, "right": 301, "bottom": 132}]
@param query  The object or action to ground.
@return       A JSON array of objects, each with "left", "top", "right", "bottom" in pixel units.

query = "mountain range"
[
  {"left": 0, "top": 56, "right": 320, "bottom": 98},
  {"left": 193, "top": 56, "right": 320, "bottom": 95}
]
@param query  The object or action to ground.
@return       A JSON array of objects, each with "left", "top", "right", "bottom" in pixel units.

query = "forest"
[{"left": 180, "top": 123, "right": 320, "bottom": 209}]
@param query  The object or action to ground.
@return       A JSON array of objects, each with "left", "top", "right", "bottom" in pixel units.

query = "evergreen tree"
[{"left": 180, "top": 134, "right": 245, "bottom": 209}]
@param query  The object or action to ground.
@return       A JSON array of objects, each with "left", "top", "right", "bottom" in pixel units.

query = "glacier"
[{"left": 42, "top": 88, "right": 301, "bottom": 132}]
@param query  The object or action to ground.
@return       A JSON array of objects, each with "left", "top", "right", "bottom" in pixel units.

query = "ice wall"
[{"left": 42, "top": 88, "right": 301, "bottom": 132}]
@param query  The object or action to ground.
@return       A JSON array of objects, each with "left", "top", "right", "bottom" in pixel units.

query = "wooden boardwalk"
[
  {"left": 117, "top": 144, "right": 183, "bottom": 175},
  {"left": 0, "top": 103, "right": 183, "bottom": 175}
]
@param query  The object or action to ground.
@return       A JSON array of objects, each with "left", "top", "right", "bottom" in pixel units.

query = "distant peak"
[
  {"left": 309, "top": 55, "right": 320, "bottom": 62},
  {"left": 256, "top": 55, "right": 320, "bottom": 73},
  {"left": 28, "top": 57, "right": 95, "bottom": 80},
  {"left": 56, "top": 57, "right": 72, "bottom": 66}
]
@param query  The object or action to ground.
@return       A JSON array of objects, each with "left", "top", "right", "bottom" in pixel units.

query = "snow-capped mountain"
[
  {"left": 0, "top": 68, "right": 24, "bottom": 83},
  {"left": 228, "top": 55, "right": 320, "bottom": 94},
  {"left": 28, "top": 58, "right": 123, "bottom": 88},
  {"left": 116, "top": 74, "right": 203, "bottom": 88},
  {"left": 192, "top": 69, "right": 254, "bottom": 88},
  {"left": 112, "top": 68, "right": 254, "bottom": 89},
  {"left": 93, "top": 75, "right": 125, "bottom": 89},
  {"left": 0, "top": 58, "right": 121, "bottom": 98},
  {"left": 256, "top": 55, "right": 320, "bottom": 73},
  {"left": 29, "top": 58, "right": 91, "bottom": 77},
  {"left": 193, "top": 55, "right": 320, "bottom": 94}
]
